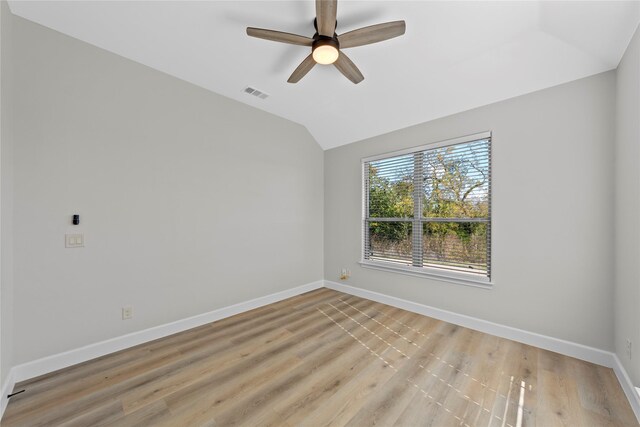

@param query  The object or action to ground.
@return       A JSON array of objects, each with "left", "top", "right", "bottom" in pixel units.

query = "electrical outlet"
[
  {"left": 626, "top": 339, "right": 632, "bottom": 360},
  {"left": 340, "top": 268, "right": 351, "bottom": 280},
  {"left": 122, "top": 306, "right": 133, "bottom": 320}
]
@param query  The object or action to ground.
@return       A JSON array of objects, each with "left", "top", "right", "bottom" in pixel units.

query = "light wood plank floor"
[{"left": 2, "top": 288, "right": 637, "bottom": 426}]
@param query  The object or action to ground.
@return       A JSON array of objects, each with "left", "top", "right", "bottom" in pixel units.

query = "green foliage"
[
  {"left": 368, "top": 164, "right": 413, "bottom": 218},
  {"left": 367, "top": 144, "right": 489, "bottom": 269},
  {"left": 368, "top": 163, "right": 413, "bottom": 241}
]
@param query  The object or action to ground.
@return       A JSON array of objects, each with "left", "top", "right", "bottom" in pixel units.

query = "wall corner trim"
[
  {"left": 612, "top": 355, "right": 640, "bottom": 421},
  {"left": 2, "top": 279, "right": 324, "bottom": 418}
]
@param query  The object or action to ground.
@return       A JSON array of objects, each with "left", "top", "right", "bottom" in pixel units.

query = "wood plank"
[{"left": 2, "top": 289, "right": 636, "bottom": 427}]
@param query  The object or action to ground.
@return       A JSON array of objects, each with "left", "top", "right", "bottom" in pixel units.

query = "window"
[{"left": 362, "top": 132, "right": 491, "bottom": 285}]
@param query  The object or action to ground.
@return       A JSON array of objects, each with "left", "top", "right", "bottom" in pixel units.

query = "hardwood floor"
[{"left": 2, "top": 288, "right": 637, "bottom": 426}]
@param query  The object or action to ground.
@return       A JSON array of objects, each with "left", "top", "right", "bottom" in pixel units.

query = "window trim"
[
  {"left": 359, "top": 260, "right": 493, "bottom": 288},
  {"left": 361, "top": 131, "right": 492, "bottom": 287}
]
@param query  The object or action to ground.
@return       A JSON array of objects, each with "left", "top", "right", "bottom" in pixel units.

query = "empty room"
[{"left": 0, "top": 0, "right": 639, "bottom": 425}]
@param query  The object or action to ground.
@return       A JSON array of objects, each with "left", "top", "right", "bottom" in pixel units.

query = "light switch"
[{"left": 65, "top": 233, "right": 84, "bottom": 248}]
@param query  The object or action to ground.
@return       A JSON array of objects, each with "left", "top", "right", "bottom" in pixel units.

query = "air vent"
[{"left": 243, "top": 86, "right": 269, "bottom": 100}]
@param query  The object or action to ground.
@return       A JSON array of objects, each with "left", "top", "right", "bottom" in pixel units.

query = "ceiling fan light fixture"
[
  {"left": 312, "top": 38, "right": 339, "bottom": 64},
  {"left": 246, "top": 0, "right": 406, "bottom": 83}
]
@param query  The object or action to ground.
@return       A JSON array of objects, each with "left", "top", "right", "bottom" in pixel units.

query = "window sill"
[{"left": 359, "top": 260, "right": 493, "bottom": 289}]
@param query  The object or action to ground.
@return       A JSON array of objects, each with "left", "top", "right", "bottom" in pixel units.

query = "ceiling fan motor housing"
[{"left": 313, "top": 36, "right": 339, "bottom": 51}]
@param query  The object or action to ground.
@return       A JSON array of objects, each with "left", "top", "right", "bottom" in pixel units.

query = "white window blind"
[{"left": 363, "top": 133, "right": 491, "bottom": 281}]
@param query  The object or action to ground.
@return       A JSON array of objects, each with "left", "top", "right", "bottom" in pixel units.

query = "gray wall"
[
  {"left": 615, "top": 24, "right": 640, "bottom": 386},
  {"left": 10, "top": 15, "right": 323, "bottom": 365},
  {"left": 0, "top": 0, "right": 14, "bottom": 386},
  {"left": 2, "top": 3, "right": 635, "bottom": 382},
  {"left": 325, "top": 71, "right": 616, "bottom": 351}
]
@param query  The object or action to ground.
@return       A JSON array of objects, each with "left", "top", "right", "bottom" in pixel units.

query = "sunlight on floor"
[{"left": 319, "top": 299, "right": 532, "bottom": 427}]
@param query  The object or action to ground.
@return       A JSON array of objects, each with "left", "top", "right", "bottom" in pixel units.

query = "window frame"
[{"left": 360, "top": 131, "right": 493, "bottom": 288}]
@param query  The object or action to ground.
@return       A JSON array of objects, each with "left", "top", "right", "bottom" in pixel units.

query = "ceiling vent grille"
[{"left": 243, "top": 86, "right": 269, "bottom": 100}]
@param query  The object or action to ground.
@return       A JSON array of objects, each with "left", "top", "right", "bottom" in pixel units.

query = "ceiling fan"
[{"left": 246, "top": 0, "right": 406, "bottom": 84}]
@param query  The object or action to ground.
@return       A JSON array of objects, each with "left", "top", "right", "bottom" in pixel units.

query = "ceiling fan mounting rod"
[{"left": 313, "top": 17, "right": 337, "bottom": 34}]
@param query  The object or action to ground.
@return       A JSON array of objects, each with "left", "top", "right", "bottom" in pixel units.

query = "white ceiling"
[{"left": 8, "top": 1, "right": 640, "bottom": 150}]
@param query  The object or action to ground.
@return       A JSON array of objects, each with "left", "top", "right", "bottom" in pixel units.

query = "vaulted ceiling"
[{"left": 8, "top": 1, "right": 640, "bottom": 149}]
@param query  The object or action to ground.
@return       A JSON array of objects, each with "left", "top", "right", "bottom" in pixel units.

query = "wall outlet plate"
[
  {"left": 626, "top": 339, "right": 632, "bottom": 359},
  {"left": 122, "top": 307, "right": 133, "bottom": 320}
]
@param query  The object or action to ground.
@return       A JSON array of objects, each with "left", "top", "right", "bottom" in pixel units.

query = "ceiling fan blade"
[
  {"left": 288, "top": 54, "right": 317, "bottom": 83},
  {"left": 246, "top": 27, "right": 313, "bottom": 46},
  {"left": 338, "top": 21, "right": 406, "bottom": 49},
  {"left": 334, "top": 52, "right": 364, "bottom": 84},
  {"left": 316, "top": 0, "right": 337, "bottom": 37}
]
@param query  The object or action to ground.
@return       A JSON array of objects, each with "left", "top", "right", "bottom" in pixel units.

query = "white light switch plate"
[{"left": 65, "top": 233, "right": 84, "bottom": 248}]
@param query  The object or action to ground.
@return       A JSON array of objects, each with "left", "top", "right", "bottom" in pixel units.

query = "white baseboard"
[
  {"left": 3, "top": 280, "right": 638, "bottom": 424},
  {"left": 0, "top": 369, "right": 15, "bottom": 420},
  {"left": 325, "top": 280, "right": 640, "bottom": 423},
  {"left": 612, "top": 355, "right": 640, "bottom": 421},
  {"left": 324, "top": 281, "right": 613, "bottom": 367},
  {"left": 8, "top": 280, "right": 324, "bottom": 388}
]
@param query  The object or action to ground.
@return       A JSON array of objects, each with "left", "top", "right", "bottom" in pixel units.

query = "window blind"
[{"left": 363, "top": 134, "right": 491, "bottom": 279}]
